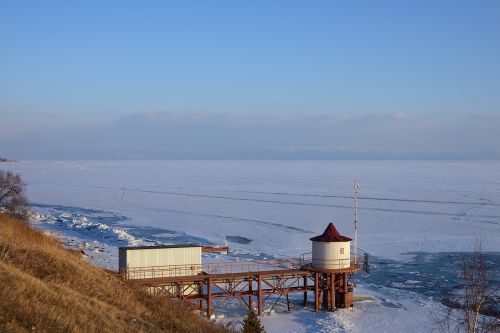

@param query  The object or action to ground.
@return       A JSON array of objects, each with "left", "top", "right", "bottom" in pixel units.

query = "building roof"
[
  {"left": 119, "top": 244, "right": 202, "bottom": 251},
  {"left": 310, "top": 223, "right": 352, "bottom": 242}
]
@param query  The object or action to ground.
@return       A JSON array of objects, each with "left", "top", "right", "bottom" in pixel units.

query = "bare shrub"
[
  {"left": 0, "top": 170, "right": 28, "bottom": 217},
  {"left": 435, "top": 238, "right": 499, "bottom": 332}
]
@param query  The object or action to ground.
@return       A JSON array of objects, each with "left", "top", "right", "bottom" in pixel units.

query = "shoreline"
[{"left": 28, "top": 206, "right": 477, "bottom": 333}]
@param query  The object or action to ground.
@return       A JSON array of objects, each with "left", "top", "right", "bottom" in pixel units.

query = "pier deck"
[{"left": 123, "top": 259, "right": 361, "bottom": 317}]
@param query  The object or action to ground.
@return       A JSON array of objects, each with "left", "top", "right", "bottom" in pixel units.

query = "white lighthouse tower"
[{"left": 310, "top": 223, "right": 352, "bottom": 270}]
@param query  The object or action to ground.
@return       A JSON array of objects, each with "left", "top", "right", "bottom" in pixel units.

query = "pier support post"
[
  {"left": 207, "top": 277, "right": 212, "bottom": 319},
  {"left": 303, "top": 275, "right": 308, "bottom": 306},
  {"left": 249, "top": 279, "right": 253, "bottom": 310},
  {"left": 314, "top": 272, "right": 320, "bottom": 312},
  {"left": 198, "top": 284, "right": 203, "bottom": 310},
  {"left": 330, "top": 273, "right": 335, "bottom": 311},
  {"left": 257, "top": 274, "right": 263, "bottom": 316},
  {"left": 323, "top": 274, "right": 329, "bottom": 309}
]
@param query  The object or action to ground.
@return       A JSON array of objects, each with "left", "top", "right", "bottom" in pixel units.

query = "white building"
[
  {"left": 310, "top": 223, "right": 352, "bottom": 270},
  {"left": 119, "top": 244, "right": 202, "bottom": 279}
]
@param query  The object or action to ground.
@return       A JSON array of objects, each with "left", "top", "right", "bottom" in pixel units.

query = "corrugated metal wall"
[
  {"left": 120, "top": 246, "right": 202, "bottom": 279},
  {"left": 125, "top": 247, "right": 201, "bottom": 268}
]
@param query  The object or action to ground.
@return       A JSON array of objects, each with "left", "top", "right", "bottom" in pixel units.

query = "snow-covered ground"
[
  {"left": 260, "top": 285, "right": 441, "bottom": 333},
  {"left": 2, "top": 160, "right": 499, "bottom": 332}
]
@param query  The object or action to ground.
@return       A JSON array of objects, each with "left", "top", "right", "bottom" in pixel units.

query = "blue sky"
[{"left": 1, "top": 1, "right": 499, "bottom": 159}]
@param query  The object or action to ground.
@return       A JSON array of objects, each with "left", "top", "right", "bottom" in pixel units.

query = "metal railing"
[
  {"left": 203, "top": 258, "right": 303, "bottom": 275},
  {"left": 123, "top": 258, "right": 301, "bottom": 280},
  {"left": 307, "top": 257, "right": 357, "bottom": 269},
  {"left": 123, "top": 255, "right": 361, "bottom": 280},
  {"left": 124, "top": 265, "right": 203, "bottom": 280}
]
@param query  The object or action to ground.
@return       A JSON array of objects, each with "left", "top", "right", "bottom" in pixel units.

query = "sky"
[{"left": 1, "top": 1, "right": 499, "bottom": 160}]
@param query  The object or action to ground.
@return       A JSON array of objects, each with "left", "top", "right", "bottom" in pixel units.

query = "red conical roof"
[{"left": 310, "top": 223, "right": 352, "bottom": 242}]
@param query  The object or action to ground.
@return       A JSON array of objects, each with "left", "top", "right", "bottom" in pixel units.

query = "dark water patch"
[
  {"left": 131, "top": 226, "right": 175, "bottom": 236},
  {"left": 225, "top": 236, "right": 252, "bottom": 244},
  {"left": 381, "top": 300, "right": 403, "bottom": 308},
  {"left": 357, "top": 252, "right": 500, "bottom": 316}
]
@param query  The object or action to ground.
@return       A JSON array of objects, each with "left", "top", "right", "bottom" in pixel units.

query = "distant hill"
[
  {"left": 0, "top": 214, "right": 233, "bottom": 333},
  {"left": 0, "top": 157, "right": 16, "bottom": 162}
]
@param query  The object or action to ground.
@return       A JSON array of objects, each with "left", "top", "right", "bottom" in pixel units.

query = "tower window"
[{"left": 340, "top": 248, "right": 344, "bottom": 254}]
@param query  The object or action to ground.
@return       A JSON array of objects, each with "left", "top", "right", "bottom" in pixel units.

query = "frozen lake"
[{"left": 5, "top": 160, "right": 499, "bottom": 259}]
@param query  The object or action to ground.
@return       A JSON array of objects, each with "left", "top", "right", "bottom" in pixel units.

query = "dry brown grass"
[{"left": 0, "top": 214, "right": 234, "bottom": 333}]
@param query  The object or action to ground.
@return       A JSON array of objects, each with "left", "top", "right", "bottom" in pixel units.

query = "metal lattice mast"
[{"left": 353, "top": 180, "right": 360, "bottom": 265}]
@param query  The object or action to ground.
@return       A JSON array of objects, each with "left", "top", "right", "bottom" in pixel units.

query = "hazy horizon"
[{"left": 2, "top": 1, "right": 499, "bottom": 160}]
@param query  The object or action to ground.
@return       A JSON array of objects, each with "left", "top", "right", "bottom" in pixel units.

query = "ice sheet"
[{"left": 4, "top": 160, "right": 499, "bottom": 260}]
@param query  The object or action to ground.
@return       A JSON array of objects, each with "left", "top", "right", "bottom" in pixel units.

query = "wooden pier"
[{"left": 124, "top": 258, "right": 361, "bottom": 317}]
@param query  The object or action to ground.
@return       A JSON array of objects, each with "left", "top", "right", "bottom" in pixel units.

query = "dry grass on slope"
[{"left": 0, "top": 214, "right": 234, "bottom": 333}]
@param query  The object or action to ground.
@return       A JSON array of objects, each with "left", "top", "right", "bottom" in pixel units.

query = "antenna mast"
[{"left": 353, "top": 180, "right": 360, "bottom": 265}]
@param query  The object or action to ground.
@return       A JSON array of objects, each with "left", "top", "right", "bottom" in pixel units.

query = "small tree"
[
  {"left": 0, "top": 170, "right": 28, "bottom": 217},
  {"left": 435, "top": 238, "right": 499, "bottom": 333},
  {"left": 242, "top": 308, "right": 265, "bottom": 333}
]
